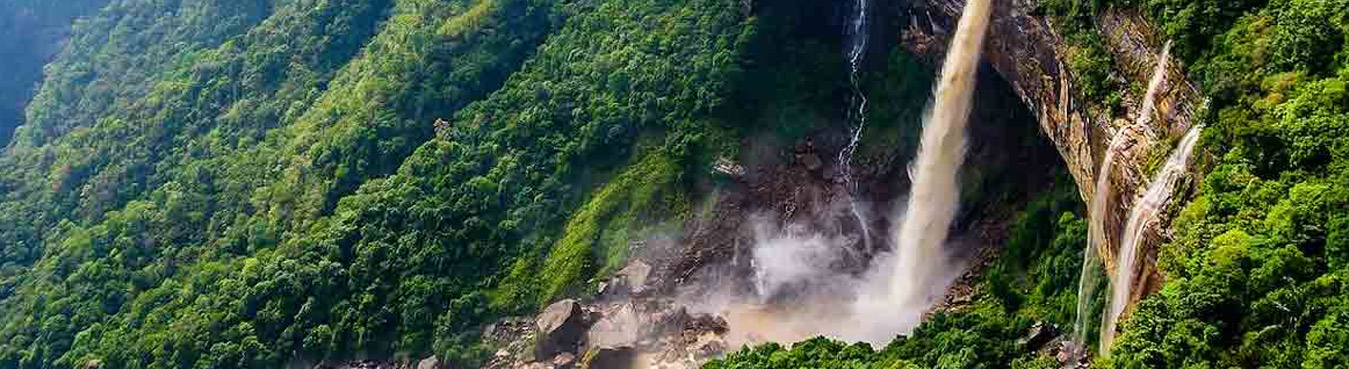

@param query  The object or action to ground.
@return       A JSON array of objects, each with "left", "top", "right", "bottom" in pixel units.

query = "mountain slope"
[{"left": 0, "top": 0, "right": 762, "bottom": 367}]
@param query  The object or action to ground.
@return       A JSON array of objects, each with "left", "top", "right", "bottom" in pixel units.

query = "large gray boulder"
[{"left": 535, "top": 299, "right": 586, "bottom": 357}]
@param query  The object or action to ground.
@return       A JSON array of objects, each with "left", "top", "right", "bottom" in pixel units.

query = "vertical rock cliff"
[{"left": 893, "top": 0, "right": 1206, "bottom": 309}]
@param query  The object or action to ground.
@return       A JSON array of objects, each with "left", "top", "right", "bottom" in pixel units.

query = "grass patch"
[{"left": 538, "top": 151, "right": 686, "bottom": 304}]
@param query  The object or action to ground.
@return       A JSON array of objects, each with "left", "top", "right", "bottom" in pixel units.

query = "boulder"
[
  {"left": 690, "top": 333, "right": 729, "bottom": 360},
  {"left": 552, "top": 353, "right": 577, "bottom": 369},
  {"left": 614, "top": 261, "right": 652, "bottom": 295},
  {"left": 579, "top": 346, "right": 636, "bottom": 369},
  {"left": 587, "top": 303, "right": 642, "bottom": 349},
  {"left": 416, "top": 356, "right": 440, "bottom": 369},
  {"left": 1017, "top": 322, "right": 1056, "bottom": 351},
  {"left": 536, "top": 299, "right": 586, "bottom": 357}
]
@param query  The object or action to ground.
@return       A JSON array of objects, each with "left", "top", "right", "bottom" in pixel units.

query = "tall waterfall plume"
[
  {"left": 886, "top": 0, "right": 991, "bottom": 312},
  {"left": 716, "top": 0, "right": 993, "bottom": 345},
  {"left": 1100, "top": 124, "right": 1204, "bottom": 353},
  {"left": 1072, "top": 43, "right": 1171, "bottom": 358}
]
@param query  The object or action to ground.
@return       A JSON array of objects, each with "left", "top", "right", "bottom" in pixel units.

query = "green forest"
[{"left": 0, "top": 0, "right": 1345, "bottom": 368}]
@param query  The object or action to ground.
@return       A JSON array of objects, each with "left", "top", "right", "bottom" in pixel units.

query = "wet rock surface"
[{"left": 897, "top": 0, "right": 1204, "bottom": 310}]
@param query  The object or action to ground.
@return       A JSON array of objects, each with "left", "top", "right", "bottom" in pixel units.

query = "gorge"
[{"left": 2, "top": 0, "right": 1344, "bottom": 369}]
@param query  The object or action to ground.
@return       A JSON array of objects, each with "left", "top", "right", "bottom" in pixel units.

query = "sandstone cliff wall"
[{"left": 893, "top": 0, "right": 1206, "bottom": 305}]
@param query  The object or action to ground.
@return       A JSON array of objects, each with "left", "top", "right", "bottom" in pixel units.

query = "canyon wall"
[{"left": 894, "top": 0, "right": 1206, "bottom": 306}]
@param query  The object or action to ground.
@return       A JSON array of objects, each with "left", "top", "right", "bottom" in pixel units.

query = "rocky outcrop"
[
  {"left": 896, "top": 0, "right": 1205, "bottom": 306},
  {"left": 578, "top": 346, "right": 636, "bottom": 369},
  {"left": 536, "top": 300, "right": 588, "bottom": 358},
  {"left": 485, "top": 260, "right": 733, "bottom": 369},
  {"left": 417, "top": 356, "right": 442, "bottom": 369}
]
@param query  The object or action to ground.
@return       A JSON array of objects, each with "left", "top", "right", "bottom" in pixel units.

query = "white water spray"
[
  {"left": 886, "top": 0, "right": 991, "bottom": 313},
  {"left": 1072, "top": 43, "right": 1171, "bottom": 357},
  {"left": 1099, "top": 124, "right": 1203, "bottom": 353},
  {"left": 712, "top": 0, "right": 992, "bottom": 347}
]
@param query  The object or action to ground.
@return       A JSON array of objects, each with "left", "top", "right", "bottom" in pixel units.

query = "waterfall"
[
  {"left": 1135, "top": 42, "right": 1173, "bottom": 135},
  {"left": 1099, "top": 124, "right": 1203, "bottom": 353},
  {"left": 721, "top": 0, "right": 991, "bottom": 345},
  {"left": 837, "top": 0, "right": 871, "bottom": 186},
  {"left": 1071, "top": 43, "right": 1171, "bottom": 358},
  {"left": 887, "top": 0, "right": 991, "bottom": 310},
  {"left": 839, "top": 0, "right": 873, "bottom": 251},
  {"left": 1069, "top": 133, "right": 1126, "bottom": 357},
  {"left": 1071, "top": 126, "right": 1131, "bottom": 359},
  {"left": 846, "top": 0, "right": 870, "bottom": 75}
]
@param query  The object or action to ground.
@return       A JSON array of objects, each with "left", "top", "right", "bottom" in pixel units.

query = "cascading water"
[
  {"left": 1099, "top": 124, "right": 1204, "bottom": 353},
  {"left": 839, "top": 0, "right": 874, "bottom": 252},
  {"left": 886, "top": 0, "right": 991, "bottom": 311},
  {"left": 722, "top": 0, "right": 992, "bottom": 346},
  {"left": 845, "top": 0, "right": 870, "bottom": 74},
  {"left": 1071, "top": 43, "right": 1171, "bottom": 358}
]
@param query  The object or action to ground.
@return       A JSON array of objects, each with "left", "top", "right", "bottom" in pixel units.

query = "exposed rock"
[
  {"left": 579, "top": 346, "right": 636, "bottom": 369},
  {"left": 801, "top": 153, "right": 823, "bottom": 172},
  {"left": 686, "top": 313, "right": 729, "bottom": 336},
  {"left": 313, "top": 360, "right": 395, "bottom": 369},
  {"left": 899, "top": 0, "right": 1205, "bottom": 313},
  {"left": 552, "top": 353, "right": 577, "bottom": 369},
  {"left": 1017, "top": 322, "right": 1056, "bottom": 351},
  {"left": 416, "top": 356, "right": 439, "bottom": 369},
  {"left": 615, "top": 260, "right": 653, "bottom": 295},
  {"left": 713, "top": 157, "right": 746, "bottom": 178},
  {"left": 536, "top": 300, "right": 586, "bottom": 358},
  {"left": 521, "top": 362, "right": 555, "bottom": 369},
  {"left": 689, "top": 333, "right": 729, "bottom": 360},
  {"left": 651, "top": 307, "right": 692, "bottom": 337},
  {"left": 587, "top": 302, "right": 642, "bottom": 349}
]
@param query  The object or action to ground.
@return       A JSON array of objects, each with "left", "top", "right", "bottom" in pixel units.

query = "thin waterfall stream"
[
  {"left": 1071, "top": 43, "right": 1170, "bottom": 358},
  {"left": 839, "top": 0, "right": 874, "bottom": 252},
  {"left": 1099, "top": 124, "right": 1203, "bottom": 353}
]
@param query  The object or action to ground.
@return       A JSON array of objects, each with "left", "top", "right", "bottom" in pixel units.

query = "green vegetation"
[
  {"left": 0, "top": 0, "right": 569, "bottom": 366},
  {"left": 712, "top": 0, "right": 1349, "bottom": 367},
  {"left": 1036, "top": 0, "right": 1124, "bottom": 110},
  {"left": 0, "top": 0, "right": 111, "bottom": 148},
  {"left": 0, "top": 0, "right": 898, "bottom": 366},
  {"left": 0, "top": 0, "right": 752, "bottom": 366},
  {"left": 538, "top": 151, "right": 685, "bottom": 303},
  {"left": 985, "top": 176, "right": 1092, "bottom": 329},
  {"left": 2, "top": 0, "right": 1345, "bottom": 368},
  {"left": 703, "top": 312, "right": 1039, "bottom": 369},
  {"left": 1105, "top": 0, "right": 1349, "bottom": 367}
]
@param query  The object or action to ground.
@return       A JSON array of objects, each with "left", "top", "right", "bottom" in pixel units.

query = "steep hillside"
[
  {"left": 709, "top": 0, "right": 1349, "bottom": 368},
  {"left": 0, "top": 0, "right": 109, "bottom": 147},
  {"left": 1, "top": 0, "right": 1345, "bottom": 369},
  {"left": 0, "top": 0, "right": 563, "bottom": 366}
]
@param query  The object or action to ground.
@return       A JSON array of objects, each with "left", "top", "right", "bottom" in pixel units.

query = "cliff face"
[{"left": 892, "top": 0, "right": 1205, "bottom": 306}]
